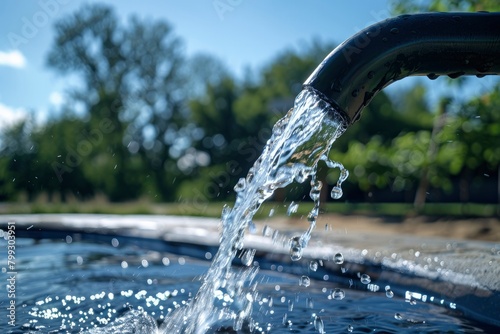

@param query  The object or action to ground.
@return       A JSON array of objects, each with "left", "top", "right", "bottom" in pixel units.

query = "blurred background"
[{"left": 0, "top": 0, "right": 499, "bottom": 219}]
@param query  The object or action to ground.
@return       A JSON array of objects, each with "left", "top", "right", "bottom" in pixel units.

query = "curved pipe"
[{"left": 304, "top": 12, "right": 500, "bottom": 124}]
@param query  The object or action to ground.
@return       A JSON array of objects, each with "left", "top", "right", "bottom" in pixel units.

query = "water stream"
[{"left": 159, "top": 88, "right": 349, "bottom": 333}]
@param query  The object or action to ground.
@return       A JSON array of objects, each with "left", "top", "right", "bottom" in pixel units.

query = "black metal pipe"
[{"left": 304, "top": 12, "right": 500, "bottom": 124}]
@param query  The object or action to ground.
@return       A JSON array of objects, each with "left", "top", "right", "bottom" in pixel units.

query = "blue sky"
[
  {"left": 0, "top": 0, "right": 398, "bottom": 128},
  {"left": 1, "top": 0, "right": 496, "bottom": 130}
]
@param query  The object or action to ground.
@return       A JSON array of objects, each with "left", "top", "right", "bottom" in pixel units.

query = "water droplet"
[
  {"left": 386, "top": 289, "right": 394, "bottom": 298},
  {"left": 348, "top": 324, "right": 354, "bottom": 332},
  {"left": 305, "top": 301, "right": 314, "bottom": 312},
  {"left": 334, "top": 253, "right": 344, "bottom": 264},
  {"left": 309, "top": 180, "right": 322, "bottom": 201},
  {"left": 330, "top": 186, "right": 343, "bottom": 199},
  {"left": 367, "top": 71, "right": 374, "bottom": 79},
  {"left": 272, "top": 229, "right": 280, "bottom": 243},
  {"left": 360, "top": 274, "right": 371, "bottom": 284},
  {"left": 299, "top": 275, "right": 311, "bottom": 287},
  {"left": 245, "top": 169, "right": 254, "bottom": 183},
  {"left": 331, "top": 80, "right": 343, "bottom": 93},
  {"left": 288, "top": 300, "right": 294, "bottom": 311},
  {"left": 263, "top": 225, "right": 272, "bottom": 237},
  {"left": 390, "top": 27, "right": 399, "bottom": 34},
  {"left": 394, "top": 313, "right": 403, "bottom": 320},
  {"left": 314, "top": 316, "right": 324, "bottom": 333},
  {"left": 287, "top": 201, "right": 299, "bottom": 216},
  {"left": 241, "top": 249, "right": 256, "bottom": 266},
  {"left": 269, "top": 208, "right": 275, "bottom": 217},
  {"left": 295, "top": 169, "right": 308, "bottom": 183},
  {"left": 248, "top": 220, "right": 256, "bottom": 234},
  {"left": 234, "top": 178, "right": 246, "bottom": 192},
  {"left": 221, "top": 204, "right": 231, "bottom": 220},
  {"left": 289, "top": 236, "right": 303, "bottom": 261},
  {"left": 351, "top": 89, "right": 359, "bottom": 97},
  {"left": 309, "top": 261, "right": 319, "bottom": 272},
  {"left": 331, "top": 288, "right": 345, "bottom": 300},
  {"left": 427, "top": 73, "right": 439, "bottom": 80}
]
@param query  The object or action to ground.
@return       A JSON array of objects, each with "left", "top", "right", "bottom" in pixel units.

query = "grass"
[{"left": 1, "top": 200, "right": 498, "bottom": 218}]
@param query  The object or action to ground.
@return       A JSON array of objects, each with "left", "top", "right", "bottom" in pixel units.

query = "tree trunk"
[{"left": 414, "top": 99, "right": 449, "bottom": 210}]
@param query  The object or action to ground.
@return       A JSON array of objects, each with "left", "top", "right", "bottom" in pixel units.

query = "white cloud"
[
  {"left": 0, "top": 102, "right": 27, "bottom": 131},
  {"left": 0, "top": 50, "right": 26, "bottom": 68}
]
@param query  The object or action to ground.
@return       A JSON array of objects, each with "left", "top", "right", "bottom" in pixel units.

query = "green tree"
[
  {"left": 390, "top": 0, "right": 500, "bottom": 13},
  {"left": 46, "top": 4, "right": 188, "bottom": 201},
  {"left": 0, "top": 118, "right": 38, "bottom": 201},
  {"left": 180, "top": 42, "right": 340, "bottom": 202},
  {"left": 390, "top": 0, "right": 500, "bottom": 205}
]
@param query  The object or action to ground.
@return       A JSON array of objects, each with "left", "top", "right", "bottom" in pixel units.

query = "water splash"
[{"left": 158, "top": 88, "right": 348, "bottom": 333}]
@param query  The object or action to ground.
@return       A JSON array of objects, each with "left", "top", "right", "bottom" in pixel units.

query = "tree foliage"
[{"left": 0, "top": 2, "right": 498, "bottom": 206}]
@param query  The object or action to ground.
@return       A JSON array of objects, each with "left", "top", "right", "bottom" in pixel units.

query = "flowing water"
[{"left": 160, "top": 88, "right": 349, "bottom": 333}]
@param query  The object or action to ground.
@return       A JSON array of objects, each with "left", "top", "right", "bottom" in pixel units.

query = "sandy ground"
[{"left": 260, "top": 214, "right": 500, "bottom": 242}]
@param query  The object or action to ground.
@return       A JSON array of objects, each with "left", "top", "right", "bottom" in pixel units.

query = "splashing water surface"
[{"left": 158, "top": 88, "right": 349, "bottom": 333}]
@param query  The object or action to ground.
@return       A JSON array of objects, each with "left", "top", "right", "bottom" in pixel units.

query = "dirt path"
[{"left": 258, "top": 214, "right": 500, "bottom": 242}]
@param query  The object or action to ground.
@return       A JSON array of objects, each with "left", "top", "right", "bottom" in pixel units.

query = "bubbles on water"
[
  {"left": 309, "top": 260, "right": 319, "bottom": 272},
  {"left": 289, "top": 236, "right": 303, "bottom": 261},
  {"left": 395, "top": 313, "right": 403, "bottom": 320},
  {"left": 360, "top": 274, "right": 371, "bottom": 284},
  {"left": 334, "top": 252, "right": 344, "bottom": 264},
  {"left": 299, "top": 275, "right": 311, "bottom": 287},
  {"left": 287, "top": 201, "right": 299, "bottom": 216},
  {"left": 348, "top": 324, "right": 354, "bottom": 332},
  {"left": 331, "top": 288, "right": 345, "bottom": 300}
]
